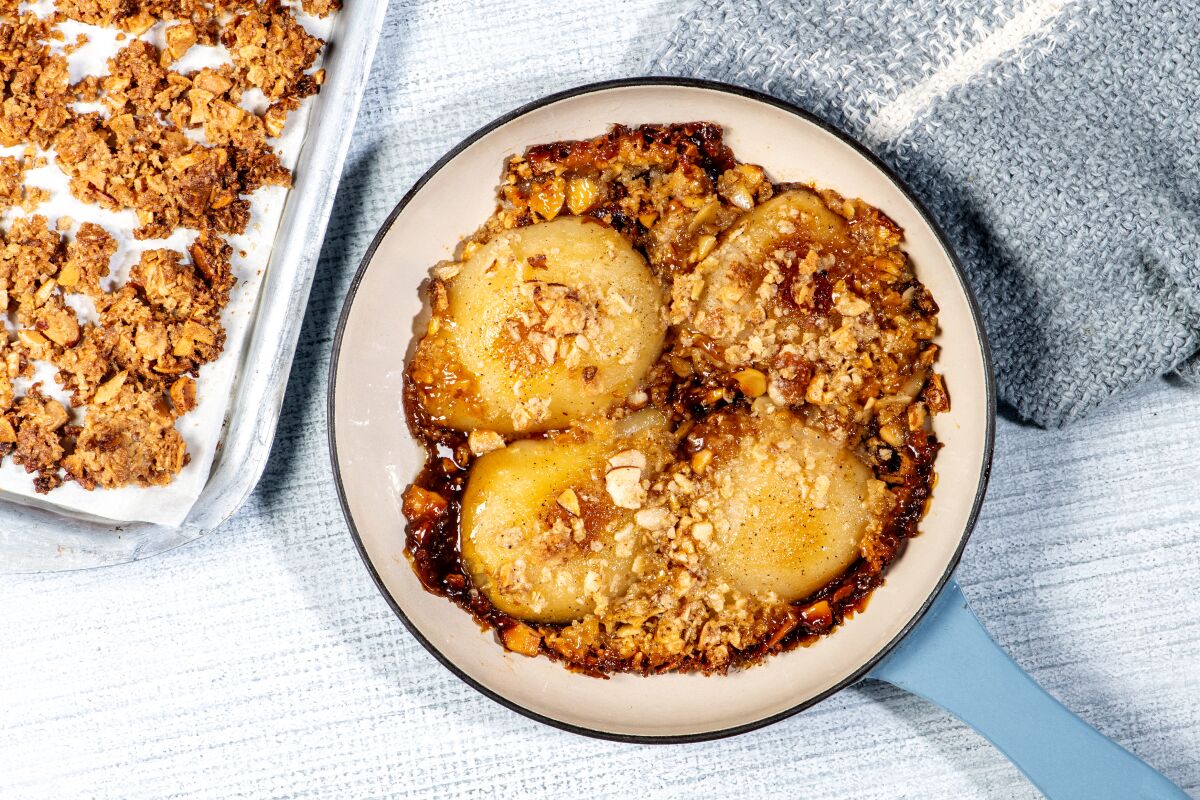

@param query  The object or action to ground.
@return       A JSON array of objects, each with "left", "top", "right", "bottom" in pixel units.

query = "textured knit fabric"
[{"left": 652, "top": 0, "right": 1200, "bottom": 426}]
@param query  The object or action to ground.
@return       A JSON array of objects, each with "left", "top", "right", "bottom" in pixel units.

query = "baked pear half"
[
  {"left": 460, "top": 410, "right": 672, "bottom": 623},
  {"left": 688, "top": 187, "right": 851, "bottom": 349},
  {"left": 410, "top": 217, "right": 666, "bottom": 434},
  {"left": 702, "top": 408, "right": 891, "bottom": 601}
]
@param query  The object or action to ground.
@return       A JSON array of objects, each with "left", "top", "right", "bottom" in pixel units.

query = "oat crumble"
[{"left": 0, "top": 1, "right": 332, "bottom": 495}]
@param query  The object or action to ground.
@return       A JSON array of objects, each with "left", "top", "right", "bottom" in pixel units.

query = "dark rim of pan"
[{"left": 327, "top": 76, "right": 997, "bottom": 744}]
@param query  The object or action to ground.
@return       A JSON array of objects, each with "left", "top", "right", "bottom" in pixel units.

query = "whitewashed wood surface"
[{"left": 2, "top": 2, "right": 1198, "bottom": 797}]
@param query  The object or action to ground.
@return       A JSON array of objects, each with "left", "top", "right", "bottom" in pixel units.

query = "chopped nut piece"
[
  {"left": 717, "top": 164, "right": 769, "bottom": 210},
  {"left": 431, "top": 262, "right": 461, "bottom": 281},
  {"left": 169, "top": 376, "right": 197, "bottom": 415},
  {"left": 500, "top": 622, "right": 541, "bottom": 657},
  {"left": 18, "top": 330, "right": 48, "bottom": 349},
  {"left": 36, "top": 303, "right": 82, "bottom": 348},
  {"left": 634, "top": 506, "right": 670, "bottom": 531},
  {"left": 164, "top": 23, "right": 197, "bottom": 62},
  {"left": 879, "top": 421, "right": 905, "bottom": 448},
  {"left": 834, "top": 292, "right": 871, "bottom": 316},
  {"left": 604, "top": 465, "right": 645, "bottom": 510},
  {"left": 556, "top": 487, "right": 581, "bottom": 516},
  {"left": 805, "top": 372, "right": 833, "bottom": 405},
  {"left": 467, "top": 429, "right": 505, "bottom": 456},
  {"left": 923, "top": 372, "right": 950, "bottom": 413},
  {"left": 94, "top": 371, "right": 128, "bottom": 405},
  {"left": 172, "top": 320, "right": 216, "bottom": 356},
  {"left": 263, "top": 103, "right": 289, "bottom": 137},
  {"left": 733, "top": 368, "right": 768, "bottom": 398},
  {"left": 689, "top": 234, "right": 717, "bottom": 263},
  {"left": 725, "top": 185, "right": 753, "bottom": 210},
  {"left": 607, "top": 449, "right": 646, "bottom": 471},
  {"left": 33, "top": 278, "right": 57, "bottom": 306}
]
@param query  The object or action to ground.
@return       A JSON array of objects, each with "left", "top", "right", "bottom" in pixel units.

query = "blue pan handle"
[{"left": 868, "top": 579, "right": 1190, "bottom": 799}]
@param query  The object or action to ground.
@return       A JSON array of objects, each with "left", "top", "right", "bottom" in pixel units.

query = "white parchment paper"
[{"left": 0, "top": 3, "right": 334, "bottom": 526}]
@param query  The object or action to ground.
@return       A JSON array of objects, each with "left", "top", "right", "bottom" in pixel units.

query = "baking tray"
[{"left": 0, "top": 0, "right": 390, "bottom": 574}]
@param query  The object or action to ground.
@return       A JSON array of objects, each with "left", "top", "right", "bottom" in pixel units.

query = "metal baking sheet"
[{"left": 0, "top": 0, "right": 389, "bottom": 573}]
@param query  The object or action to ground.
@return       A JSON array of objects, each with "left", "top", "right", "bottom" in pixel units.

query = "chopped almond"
[
  {"left": 528, "top": 177, "right": 565, "bottom": 220},
  {"left": 500, "top": 623, "right": 542, "bottom": 657},
  {"left": 733, "top": 368, "right": 768, "bottom": 398},
  {"left": 93, "top": 371, "right": 128, "bottom": 405},
  {"left": 605, "top": 465, "right": 645, "bottom": 510},
  {"left": 169, "top": 376, "right": 197, "bottom": 415},
  {"left": 467, "top": 429, "right": 505, "bottom": 456},
  {"left": 556, "top": 488, "right": 581, "bottom": 516}
]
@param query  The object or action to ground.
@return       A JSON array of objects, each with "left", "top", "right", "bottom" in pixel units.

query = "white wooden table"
[{"left": 2, "top": 3, "right": 1197, "bottom": 797}]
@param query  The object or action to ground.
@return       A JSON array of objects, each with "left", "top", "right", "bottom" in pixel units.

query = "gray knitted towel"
[{"left": 652, "top": 0, "right": 1200, "bottom": 427}]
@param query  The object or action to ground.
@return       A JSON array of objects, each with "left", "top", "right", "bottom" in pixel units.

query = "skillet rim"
[{"left": 327, "top": 76, "right": 997, "bottom": 744}]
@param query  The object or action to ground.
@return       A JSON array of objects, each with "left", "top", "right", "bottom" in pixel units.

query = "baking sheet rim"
[{"left": 0, "top": 0, "right": 390, "bottom": 573}]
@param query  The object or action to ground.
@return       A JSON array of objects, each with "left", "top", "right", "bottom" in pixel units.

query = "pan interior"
[{"left": 331, "top": 82, "right": 993, "bottom": 740}]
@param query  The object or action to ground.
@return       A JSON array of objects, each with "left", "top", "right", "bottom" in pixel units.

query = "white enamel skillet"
[{"left": 328, "top": 79, "right": 1187, "bottom": 798}]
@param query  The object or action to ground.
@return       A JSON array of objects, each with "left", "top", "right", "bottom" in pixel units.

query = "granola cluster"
[
  {"left": 0, "top": 1, "right": 331, "bottom": 494},
  {"left": 403, "top": 124, "right": 948, "bottom": 675},
  {"left": 0, "top": 152, "right": 49, "bottom": 213},
  {"left": 55, "top": 0, "right": 338, "bottom": 33}
]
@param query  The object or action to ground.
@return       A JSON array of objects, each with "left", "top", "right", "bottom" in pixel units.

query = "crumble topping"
[
  {"left": 404, "top": 124, "right": 947, "bottom": 675},
  {"left": 59, "top": 222, "right": 116, "bottom": 299},
  {"left": 53, "top": 0, "right": 257, "bottom": 32},
  {"left": 0, "top": 1, "right": 333, "bottom": 495},
  {"left": 221, "top": 2, "right": 325, "bottom": 101},
  {"left": 486, "top": 122, "right": 748, "bottom": 276},
  {"left": 8, "top": 386, "right": 70, "bottom": 492},
  {"left": 63, "top": 379, "right": 189, "bottom": 489},
  {"left": 0, "top": 153, "right": 48, "bottom": 212},
  {"left": 0, "top": 15, "right": 75, "bottom": 149},
  {"left": 300, "top": 0, "right": 340, "bottom": 16}
]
